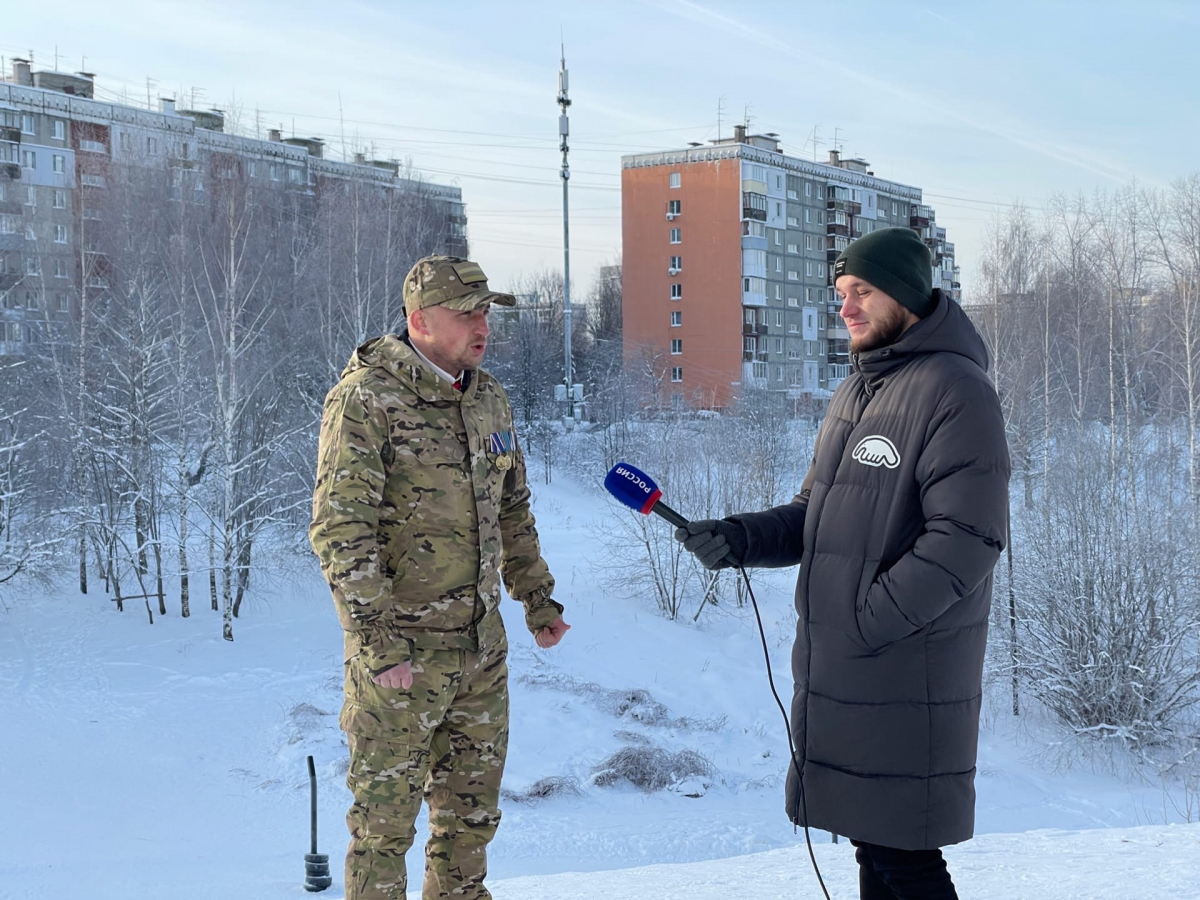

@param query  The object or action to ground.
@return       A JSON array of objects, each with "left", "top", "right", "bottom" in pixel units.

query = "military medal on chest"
[{"left": 489, "top": 430, "right": 515, "bottom": 470}]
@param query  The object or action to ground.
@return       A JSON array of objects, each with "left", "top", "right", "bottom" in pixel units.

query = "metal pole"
[{"left": 558, "top": 45, "right": 574, "bottom": 419}]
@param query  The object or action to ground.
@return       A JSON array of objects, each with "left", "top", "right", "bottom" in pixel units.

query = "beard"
[{"left": 850, "top": 303, "right": 913, "bottom": 354}]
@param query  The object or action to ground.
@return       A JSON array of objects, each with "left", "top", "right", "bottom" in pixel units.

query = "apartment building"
[
  {"left": 0, "top": 58, "right": 467, "bottom": 358},
  {"left": 621, "top": 125, "right": 959, "bottom": 409}
]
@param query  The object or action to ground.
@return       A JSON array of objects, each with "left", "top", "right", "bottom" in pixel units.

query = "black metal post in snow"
[{"left": 304, "top": 755, "right": 332, "bottom": 892}]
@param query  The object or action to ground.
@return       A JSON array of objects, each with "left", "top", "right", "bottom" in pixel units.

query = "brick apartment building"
[
  {"left": 0, "top": 58, "right": 466, "bottom": 358},
  {"left": 621, "top": 126, "right": 959, "bottom": 409}
]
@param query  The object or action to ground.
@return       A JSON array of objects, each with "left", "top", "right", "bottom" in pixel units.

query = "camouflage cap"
[{"left": 403, "top": 255, "right": 517, "bottom": 316}]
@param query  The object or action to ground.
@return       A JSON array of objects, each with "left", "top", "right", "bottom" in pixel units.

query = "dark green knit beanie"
[{"left": 833, "top": 227, "right": 934, "bottom": 317}]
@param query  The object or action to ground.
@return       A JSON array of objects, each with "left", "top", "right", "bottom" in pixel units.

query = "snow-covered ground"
[{"left": 1, "top": 471, "right": 1197, "bottom": 899}]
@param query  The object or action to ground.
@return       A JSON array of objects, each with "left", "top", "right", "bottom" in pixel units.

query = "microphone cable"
[{"left": 737, "top": 564, "right": 832, "bottom": 900}]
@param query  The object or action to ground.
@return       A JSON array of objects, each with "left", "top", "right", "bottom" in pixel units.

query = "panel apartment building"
[
  {"left": 0, "top": 58, "right": 467, "bottom": 358},
  {"left": 622, "top": 126, "right": 959, "bottom": 409}
]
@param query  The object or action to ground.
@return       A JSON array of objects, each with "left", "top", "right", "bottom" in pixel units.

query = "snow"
[{"left": 1, "top": 470, "right": 1197, "bottom": 899}]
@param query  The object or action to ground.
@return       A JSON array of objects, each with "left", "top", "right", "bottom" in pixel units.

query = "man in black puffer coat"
[{"left": 678, "top": 227, "right": 1010, "bottom": 900}]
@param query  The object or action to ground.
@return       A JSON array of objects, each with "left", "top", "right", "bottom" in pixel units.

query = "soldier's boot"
[{"left": 421, "top": 644, "right": 509, "bottom": 900}]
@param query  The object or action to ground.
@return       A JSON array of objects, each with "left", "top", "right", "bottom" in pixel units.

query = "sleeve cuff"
[
  {"left": 356, "top": 628, "right": 413, "bottom": 678},
  {"left": 522, "top": 597, "right": 564, "bottom": 634}
]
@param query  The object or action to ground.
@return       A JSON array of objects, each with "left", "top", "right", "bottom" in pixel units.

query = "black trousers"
[{"left": 851, "top": 841, "right": 959, "bottom": 900}]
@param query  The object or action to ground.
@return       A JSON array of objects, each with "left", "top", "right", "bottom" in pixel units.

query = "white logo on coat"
[{"left": 852, "top": 435, "right": 901, "bottom": 469}]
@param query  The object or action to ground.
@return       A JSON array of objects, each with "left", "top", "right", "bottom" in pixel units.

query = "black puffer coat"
[{"left": 734, "top": 293, "right": 1010, "bottom": 850}]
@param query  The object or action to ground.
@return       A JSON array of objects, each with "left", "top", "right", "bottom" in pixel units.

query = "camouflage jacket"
[{"left": 309, "top": 328, "right": 561, "bottom": 676}]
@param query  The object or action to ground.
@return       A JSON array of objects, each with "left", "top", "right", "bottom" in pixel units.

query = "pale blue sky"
[{"left": 5, "top": 0, "right": 1196, "bottom": 294}]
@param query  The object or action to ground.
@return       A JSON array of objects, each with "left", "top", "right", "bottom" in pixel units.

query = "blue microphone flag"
[{"left": 604, "top": 462, "right": 663, "bottom": 515}]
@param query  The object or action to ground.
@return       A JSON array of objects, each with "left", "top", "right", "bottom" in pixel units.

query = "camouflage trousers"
[{"left": 340, "top": 635, "right": 509, "bottom": 900}]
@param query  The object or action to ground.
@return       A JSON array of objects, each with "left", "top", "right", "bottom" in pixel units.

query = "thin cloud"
[{"left": 658, "top": 0, "right": 1145, "bottom": 184}]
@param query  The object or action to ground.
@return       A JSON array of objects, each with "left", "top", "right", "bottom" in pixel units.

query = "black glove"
[{"left": 674, "top": 518, "right": 748, "bottom": 570}]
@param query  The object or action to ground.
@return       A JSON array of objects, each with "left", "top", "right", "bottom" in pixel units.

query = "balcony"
[
  {"left": 827, "top": 324, "right": 849, "bottom": 340},
  {"left": 0, "top": 162, "right": 19, "bottom": 180},
  {"left": 742, "top": 322, "right": 768, "bottom": 336},
  {"left": 742, "top": 205, "right": 766, "bottom": 222},
  {"left": 0, "top": 127, "right": 20, "bottom": 143},
  {"left": 827, "top": 222, "right": 848, "bottom": 237}
]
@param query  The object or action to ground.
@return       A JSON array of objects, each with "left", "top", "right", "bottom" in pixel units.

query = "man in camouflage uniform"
[{"left": 310, "top": 254, "right": 570, "bottom": 900}]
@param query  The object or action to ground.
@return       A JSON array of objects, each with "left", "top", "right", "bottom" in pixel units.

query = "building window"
[
  {"left": 58, "top": 293, "right": 70, "bottom": 312},
  {"left": 25, "top": 290, "right": 38, "bottom": 311},
  {"left": 119, "top": 132, "right": 131, "bottom": 151},
  {"left": 893, "top": 201, "right": 899, "bottom": 216},
  {"left": 81, "top": 174, "right": 106, "bottom": 188},
  {"left": 24, "top": 186, "right": 35, "bottom": 206},
  {"left": 670, "top": 283, "right": 682, "bottom": 299},
  {"left": 668, "top": 199, "right": 681, "bottom": 216},
  {"left": 806, "top": 261, "right": 813, "bottom": 277},
  {"left": 818, "top": 263, "right": 826, "bottom": 277},
  {"left": 818, "top": 210, "right": 825, "bottom": 225},
  {"left": 54, "top": 225, "right": 68, "bottom": 244},
  {"left": 25, "top": 224, "right": 36, "bottom": 241},
  {"left": 669, "top": 227, "right": 681, "bottom": 244},
  {"left": 288, "top": 167, "right": 303, "bottom": 184},
  {"left": 21, "top": 114, "right": 35, "bottom": 135},
  {"left": 21, "top": 150, "right": 36, "bottom": 169},
  {"left": 671, "top": 366, "right": 683, "bottom": 382},
  {"left": 774, "top": 258, "right": 782, "bottom": 273},
  {"left": 269, "top": 164, "right": 280, "bottom": 181},
  {"left": 805, "top": 209, "right": 811, "bottom": 224},
  {"left": 55, "top": 258, "right": 69, "bottom": 278},
  {"left": 788, "top": 295, "right": 799, "bottom": 307},
  {"left": 669, "top": 172, "right": 681, "bottom": 188},
  {"left": 775, "top": 201, "right": 782, "bottom": 216},
  {"left": 805, "top": 235, "right": 814, "bottom": 251},
  {"left": 53, "top": 189, "right": 66, "bottom": 209},
  {"left": 774, "top": 284, "right": 782, "bottom": 300},
  {"left": 805, "top": 287, "right": 812, "bottom": 303},
  {"left": 787, "top": 270, "right": 798, "bottom": 281},
  {"left": 670, "top": 255, "right": 682, "bottom": 272},
  {"left": 789, "top": 323, "right": 798, "bottom": 333},
  {"left": 671, "top": 311, "right": 682, "bottom": 326},
  {"left": 775, "top": 311, "right": 783, "bottom": 327},
  {"left": 80, "top": 139, "right": 106, "bottom": 154},
  {"left": 0, "top": 215, "right": 14, "bottom": 234},
  {"left": 787, "top": 216, "right": 798, "bottom": 227},
  {"left": 774, "top": 231, "right": 781, "bottom": 246},
  {"left": 805, "top": 182, "right": 812, "bottom": 197},
  {"left": 25, "top": 256, "right": 40, "bottom": 275},
  {"left": 818, "top": 185, "right": 825, "bottom": 199},
  {"left": 82, "top": 207, "right": 102, "bottom": 220},
  {"left": 147, "top": 136, "right": 158, "bottom": 154},
  {"left": 52, "top": 154, "right": 66, "bottom": 174},
  {"left": 774, "top": 338, "right": 783, "bottom": 354},
  {"left": 670, "top": 340, "right": 682, "bottom": 357},
  {"left": 787, "top": 189, "right": 798, "bottom": 200}
]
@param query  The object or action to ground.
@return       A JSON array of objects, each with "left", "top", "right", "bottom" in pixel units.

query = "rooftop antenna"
[
  {"left": 807, "top": 123, "right": 825, "bottom": 162},
  {"left": 54, "top": 45, "right": 59, "bottom": 71},
  {"left": 833, "top": 127, "right": 845, "bottom": 154},
  {"left": 742, "top": 103, "right": 754, "bottom": 133},
  {"left": 716, "top": 94, "right": 725, "bottom": 141},
  {"left": 557, "top": 31, "right": 579, "bottom": 423}
]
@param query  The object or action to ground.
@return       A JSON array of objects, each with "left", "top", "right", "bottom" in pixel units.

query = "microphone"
[{"left": 603, "top": 462, "right": 689, "bottom": 529}]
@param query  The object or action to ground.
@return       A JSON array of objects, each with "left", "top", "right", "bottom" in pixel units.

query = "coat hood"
[
  {"left": 340, "top": 321, "right": 476, "bottom": 402},
  {"left": 853, "top": 290, "right": 990, "bottom": 393}
]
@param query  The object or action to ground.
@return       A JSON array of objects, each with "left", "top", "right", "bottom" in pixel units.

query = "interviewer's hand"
[
  {"left": 675, "top": 518, "right": 748, "bottom": 570},
  {"left": 535, "top": 617, "right": 571, "bottom": 649},
  {"left": 372, "top": 660, "right": 414, "bottom": 689}
]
